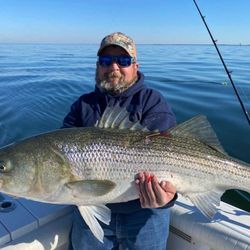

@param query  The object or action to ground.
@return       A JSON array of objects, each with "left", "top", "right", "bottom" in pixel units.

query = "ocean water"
[{"left": 0, "top": 44, "right": 249, "bottom": 210}]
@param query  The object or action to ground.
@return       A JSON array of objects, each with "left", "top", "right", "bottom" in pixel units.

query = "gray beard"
[
  {"left": 95, "top": 71, "right": 137, "bottom": 95},
  {"left": 98, "top": 80, "right": 133, "bottom": 95}
]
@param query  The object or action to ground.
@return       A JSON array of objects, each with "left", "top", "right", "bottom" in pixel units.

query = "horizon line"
[{"left": 0, "top": 42, "right": 249, "bottom": 46}]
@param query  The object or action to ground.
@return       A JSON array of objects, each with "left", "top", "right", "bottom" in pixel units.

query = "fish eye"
[
  {"left": 0, "top": 164, "right": 6, "bottom": 171},
  {"left": 0, "top": 161, "right": 10, "bottom": 173}
]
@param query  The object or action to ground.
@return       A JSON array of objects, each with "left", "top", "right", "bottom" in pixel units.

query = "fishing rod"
[{"left": 193, "top": 0, "right": 250, "bottom": 125}]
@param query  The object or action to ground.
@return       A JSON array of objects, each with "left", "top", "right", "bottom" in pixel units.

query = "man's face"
[{"left": 96, "top": 45, "right": 139, "bottom": 94}]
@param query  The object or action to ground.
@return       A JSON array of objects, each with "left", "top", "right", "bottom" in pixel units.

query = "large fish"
[{"left": 0, "top": 105, "right": 249, "bottom": 242}]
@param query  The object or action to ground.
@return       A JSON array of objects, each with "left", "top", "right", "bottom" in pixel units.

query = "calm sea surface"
[{"left": 0, "top": 44, "right": 249, "bottom": 210}]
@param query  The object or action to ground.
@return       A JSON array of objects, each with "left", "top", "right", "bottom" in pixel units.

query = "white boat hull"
[{"left": 167, "top": 195, "right": 250, "bottom": 250}]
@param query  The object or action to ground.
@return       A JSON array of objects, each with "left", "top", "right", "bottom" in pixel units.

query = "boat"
[
  {"left": 167, "top": 196, "right": 250, "bottom": 250},
  {"left": 0, "top": 193, "right": 249, "bottom": 250},
  {"left": 0, "top": 193, "right": 72, "bottom": 250}
]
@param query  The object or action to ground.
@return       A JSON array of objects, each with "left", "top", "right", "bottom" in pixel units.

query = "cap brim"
[{"left": 97, "top": 43, "right": 132, "bottom": 57}]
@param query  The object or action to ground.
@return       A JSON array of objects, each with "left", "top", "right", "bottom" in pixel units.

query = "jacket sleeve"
[
  {"left": 62, "top": 98, "right": 83, "bottom": 128},
  {"left": 160, "top": 193, "right": 178, "bottom": 209},
  {"left": 141, "top": 89, "right": 176, "bottom": 131}
]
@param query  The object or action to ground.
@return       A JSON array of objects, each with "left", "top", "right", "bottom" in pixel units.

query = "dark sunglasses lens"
[
  {"left": 117, "top": 56, "right": 132, "bottom": 67},
  {"left": 98, "top": 56, "right": 133, "bottom": 67},
  {"left": 99, "top": 56, "right": 112, "bottom": 67}
]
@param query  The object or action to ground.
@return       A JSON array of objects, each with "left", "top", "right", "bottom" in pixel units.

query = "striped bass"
[{"left": 0, "top": 105, "right": 249, "bottom": 242}]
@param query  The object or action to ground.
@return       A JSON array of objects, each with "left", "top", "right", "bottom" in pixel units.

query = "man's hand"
[{"left": 135, "top": 172, "right": 176, "bottom": 208}]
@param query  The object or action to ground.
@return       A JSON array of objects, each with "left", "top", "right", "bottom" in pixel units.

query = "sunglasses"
[{"left": 98, "top": 55, "right": 136, "bottom": 68}]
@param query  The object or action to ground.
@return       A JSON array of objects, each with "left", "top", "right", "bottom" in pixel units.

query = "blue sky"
[{"left": 1, "top": 0, "right": 250, "bottom": 44}]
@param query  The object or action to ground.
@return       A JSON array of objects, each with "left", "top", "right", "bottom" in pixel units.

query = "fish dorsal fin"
[
  {"left": 96, "top": 104, "right": 149, "bottom": 131},
  {"left": 169, "top": 115, "right": 226, "bottom": 154}
]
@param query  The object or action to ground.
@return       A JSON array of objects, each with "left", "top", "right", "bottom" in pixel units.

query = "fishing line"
[{"left": 193, "top": 0, "right": 250, "bottom": 125}]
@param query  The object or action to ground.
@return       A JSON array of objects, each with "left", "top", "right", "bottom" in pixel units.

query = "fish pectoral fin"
[
  {"left": 65, "top": 180, "right": 116, "bottom": 198},
  {"left": 185, "top": 189, "right": 224, "bottom": 220},
  {"left": 78, "top": 205, "right": 111, "bottom": 243}
]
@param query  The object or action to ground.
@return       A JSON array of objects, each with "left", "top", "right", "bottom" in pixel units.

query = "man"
[{"left": 62, "top": 32, "right": 177, "bottom": 250}]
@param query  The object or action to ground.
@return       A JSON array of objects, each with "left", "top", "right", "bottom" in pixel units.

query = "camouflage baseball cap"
[{"left": 97, "top": 32, "right": 137, "bottom": 58}]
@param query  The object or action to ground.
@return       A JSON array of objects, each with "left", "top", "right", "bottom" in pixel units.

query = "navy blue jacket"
[{"left": 62, "top": 71, "right": 177, "bottom": 213}]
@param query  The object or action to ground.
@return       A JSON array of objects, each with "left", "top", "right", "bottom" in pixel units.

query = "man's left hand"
[{"left": 135, "top": 172, "right": 176, "bottom": 208}]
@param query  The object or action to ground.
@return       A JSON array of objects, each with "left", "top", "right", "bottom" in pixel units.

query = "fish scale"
[{"left": 48, "top": 127, "right": 249, "bottom": 189}]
